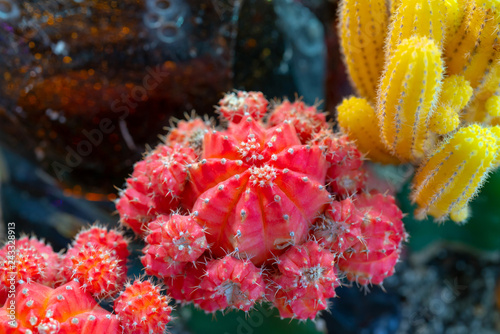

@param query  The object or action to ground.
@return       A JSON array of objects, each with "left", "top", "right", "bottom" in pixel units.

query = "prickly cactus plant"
[
  {"left": 338, "top": 0, "right": 500, "bottom": 223},
  {"left": 336, "top": 96, "right": 399, "bottom": 164},
  {"left": 338, "top": 0, "right": 388, "bottom": 101},
  {"left": 377, "top": 36, "right": 444, "bottom": 163},
  {"left": 0, "top": 236, "right": 60, "bottom": 292},
  {"left": 114, "top": 279, "right": 173, "bottom": 334},
  {"left": 339, "top": 0, "right": 389, "bottom": 101},
  {"left": 385, "top": 0, "right": 446, "bottom": 58},
  {"left": 115, "top": 90, "right": 407, "bottom": 320},
  {"left": 411, "top": 124, "right": 499, "bottom": 223},
  {"left": 0, "top": 232, "right": 175, "bottom": 332}
]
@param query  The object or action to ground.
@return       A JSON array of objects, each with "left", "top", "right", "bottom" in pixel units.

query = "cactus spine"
[
  {"left": 338, "top": 0, "right": 388, "bottom": 101},
  {"left": 411, "top": 124, "right": 499, "bottom": 223},
  {"left": 377, "top": 36, "right": 444, "bottom": 162}
]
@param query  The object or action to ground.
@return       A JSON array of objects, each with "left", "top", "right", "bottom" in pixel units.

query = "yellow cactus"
[
  {"left": 464, "top": 59, "right": 500, "bottom": 124},
  {"left": 390, "top": 0, "right": 401, "bottom": 15},
  {"left": 377, "top": 36, "right": 444, "bottom": 163},
  {"left": 485, "top": 95, "right": 500, "bottom": 118},
  {"left": 491, "top": 125, "right": 500, "bottom": 142},
  {"left": 336, "top": 0, "right": 500, "bottom": 224},
  {"left": 429, "top": 75, "right": 473, "bottom": 135},
  {"left": 445, "top": 0, "right": 466, "bottom": 35},
  {"left": 491, "top": 125, "right": 500, "bottom": 166},
  {"left": 449, "top": 205, "right": 470, "bottom": 223},
  {"left": 336, "top": 96, "right": 400, "bottom": 164},
  {"left": 437, "top": 75, "right": 474, "bottom": 110},
  {"left": 338, "top": 0, "right": 388, "bottom": 101},
  {"left": 429, "top": 107, "right": 461, "bottom": 135},
  {"left": 385, "top": 0, "right": 446, "bottom": 60},
  {"left": 444, "top": 0, "right": 500, "bottom": 87},
  {"left": 411, "top": 125, "right": 499, "bottom": 223}
]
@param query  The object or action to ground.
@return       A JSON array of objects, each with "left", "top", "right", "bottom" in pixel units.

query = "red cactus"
[
  {"left": 0, "top": 236, "right": 60, "bottom": 308},
  {"left": 195, "top": 256, "right": 266, "bottom": 312},
  {"left": 142, "top": 214, "right": 208, "bottom": 278},
  {"left": 144, "top": 214, "right": 207, "bottom": 263},
  {"left": 164, "top": 262, "right": 205, "bottom": 303},
  {"left": 165, "top": 116, "right": 211, "bottom": 152},
  {"left": 72, "top": 226, "right": 129, "bottom": 268},
  {"left": 116, "top": 144, "right": 195, "bottom": 235},
  {"left": 112, "top": 90, "right": 407, "bottom": 319},
  {"left": 218, "top": 91, "right": 268, "bottom": 123},
  {"left": 115, "top": 185, "right": 158, "bottom": 236},
  {"left": 0, "top": 245, "right": 46, "bottom": 287},
  {"left": 269, "top": 241, "right": 339, "bottom": 320},
  {"left": 66, "top": 244, "right": 125, "bottom": 299},
  {"left": 188, "top": 118, "right": 331, "bottom": 265},
  {"left": 0, "top": 281, "right": 119, "bottom": 333},
  {"left": 268, "top": 100, "right": 328, "bottom": 142},
  {"left": 312, "top": 198, "right": 363, "bottom": 253},
  {"left": 114, "top": 279, "right": 173, "bottom": 334},
  {"left": 310, "top": 130, "right": 366, "bottom": 196},
  {"left": 337, "top": 193, "right": 407, "bottom": 285}
]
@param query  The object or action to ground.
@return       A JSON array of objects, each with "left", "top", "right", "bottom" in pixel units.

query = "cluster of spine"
[
  {"left": 0, "top": 228, "right": 173, "bottom": 333},
  {"left": 338, "top": 0, "right": 500, "bottom": 223},
  {"left": 115, "top": 90, "right": 407, "bottom": 320}
]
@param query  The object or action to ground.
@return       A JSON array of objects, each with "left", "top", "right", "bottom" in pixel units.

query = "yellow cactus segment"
[
  {"left": 444, "top": 0, "right": 500, "bottom": 87},
  {"left": 429, "top": 106, "right": 461, "bottom": 135},
  {"left": 449, "top": 205, "right": 470, "bottom": 223},
  {"left": 377, "top": 36, "right": 444, "bottom": 163},
  {"left": 385, "top": 0, "right": 446, "bottom": 60},
  {"left": 390, "top": 0, "right": 401, "bottom": 15},
  {"left": 485, "top": 95, "right": 500, "bottom": 118},
  {"left": 491, "top": 125, "right": 500, "bottom": 166},
  {"left": 445, "top": 0, "right": 466, "bottom": 35},
  {"left": 464, "top": 60, "right": 500, "bottom": 124},
  {"left": 438, "top": 75, "right": 473, "bottom": 111},
  {"left": 492, "top": 125, "right": 500, "bottom": 143},
  {"left": 430, "top": 75, "right": 473, "bottom": 134},
  {"left": 336, "top": 96, "right": 400, "bottom": 164},
  {"left": 411, "top": 124, "right": 499, "bottom": 222},
  {"left": 338, "top": 0, "right": 389, "bottom": 101}
]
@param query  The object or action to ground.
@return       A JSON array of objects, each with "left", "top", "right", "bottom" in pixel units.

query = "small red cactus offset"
[
  {"left": 313, "top": 198, "right": 363, "bottom": 253},
  {"left": 72, "top": 226, "right": 130, "bottom": 267},
  {"left": 218, "top": 90, "right": 268, "bottom": 123},
  {"left": 114, "top": 90, "right": 407, "bottom": 319},
  {"left": 114, "top": 279, "right": 173, "bottom": 334},
  {"left": 116, "top": 144, "right": 195, "bottom": 235},
  {"left": 196, "top": 256, "right": 266, "bottom": 312},
  {"left": 141, "top": 214, "right": 208, "bottom": 278},
  {"left": 0, "top": 245, "right": 46, "bottom": 288},
  {"left": 66, "top": 244, "right": 125, "bottom": 299},
  {"left": 270, "top": 241, "right": 339, "bottom": 320},
  {"left": 337, "top": 193, "right": 407, "bottom": 285},
  {"left": 16, "top": 236, "right": 61, "bottom": 286},
  {"left": 145, "top": 214, "right": 207, "bottom": 262},
  {"left": 268, "top": 99, "right": 328, "bottom": 142},
  {"left": 165, "top": 116, "right": 211, "bottom": 150}
]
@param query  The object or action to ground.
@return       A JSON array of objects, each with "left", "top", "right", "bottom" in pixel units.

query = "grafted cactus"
[
  {"left": 338, "top": 0, "right": 388, "bottom": 101},
  {"left": 377, "top": 36, "right": 444, "bottom": 163}
]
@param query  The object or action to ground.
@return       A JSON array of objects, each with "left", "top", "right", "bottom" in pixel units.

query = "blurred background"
[{"left": 0, "top": 0, "right": 499, "bottom": 333}]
